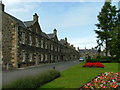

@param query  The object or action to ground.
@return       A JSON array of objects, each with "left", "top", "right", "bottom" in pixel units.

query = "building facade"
[
  {"left": 0, "top": 2, "right": 79, "bottom": 69},
  {"left": 79, "top": 48, "right": 99, "bottom": 59}
]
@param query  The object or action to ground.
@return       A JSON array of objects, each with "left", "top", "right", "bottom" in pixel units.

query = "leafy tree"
[
  {"left": 109, "top": 11, "right": 120, "bottom": 59},
  {"left": 95, "top": 1, "right": 117, "bottom": 56}
]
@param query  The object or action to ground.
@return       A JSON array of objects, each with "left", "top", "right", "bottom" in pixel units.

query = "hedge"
[{"left": 3, "top": 69, "right": 60, "bottom": 89}]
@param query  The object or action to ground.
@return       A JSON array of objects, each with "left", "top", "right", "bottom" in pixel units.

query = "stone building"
[
  {"left": 79, "top": 48, "right": 99, "bottom": 59},
  {"left": 0, "top": 2, "right": 79, "bottom": 69}
]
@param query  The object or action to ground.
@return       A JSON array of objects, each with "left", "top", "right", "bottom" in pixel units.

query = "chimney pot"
[
  {"left": 65, "top": 37, "right": 67, "bottom": 42},
  {"left": 33, "top": 13, "right": 38, "bottom": 22},
  {"left": 0, "top": 1, "right": 4, "bottom": 12},
  {"left": 53, "top": 29, "right": 57, "bottom": 35}
]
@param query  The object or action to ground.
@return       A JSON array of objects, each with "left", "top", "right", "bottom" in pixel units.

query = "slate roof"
[
  {"left": 3, "top": 12, "right": 69, "bottom": 43},
  {"left": 41, "top": 32, "right": 50, "bottom": 39},
  {"left": 4, "top": 12, "right": 52, "bottom": 39},
  {"left": 24, "top": 21, "right": 34, "bottom": 27},
  {"left": 59, "top": 39, "right": 66, "bottom": 45},
  {"left": 47, "top": 33, "right": 55, "bottom": 39},
  {"left": 79, "top": 49, "right": 98, "bottom": 53},
  {"left": 4, "top": 12, "right": 27, "bottom": 28}
]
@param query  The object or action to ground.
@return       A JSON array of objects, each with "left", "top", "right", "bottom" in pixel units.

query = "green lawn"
[{"left": 39, "top": 62, "right": 119, "bottom": 88}]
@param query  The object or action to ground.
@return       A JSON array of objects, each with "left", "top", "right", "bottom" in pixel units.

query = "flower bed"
[
  {"left": 83, "top": 62, "right": 104, "bottom": 68},
  {"left": 80, "top": 72, "right": 120, "bottom": 89}
]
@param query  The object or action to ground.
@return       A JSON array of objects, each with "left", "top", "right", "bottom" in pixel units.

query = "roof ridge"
[{"left": 4, "top": 12, "right": 26, "bottom": 28}]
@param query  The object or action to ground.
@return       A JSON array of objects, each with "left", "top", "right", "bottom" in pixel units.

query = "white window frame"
[
  {"left": 51, "top": 55, "right": 53, "bottom": 61},
  {"left": 41, "top": 40, "right": 43, "bottom": 48},
  {"left": 22, "top": 32, "right": 25, "bottom": 44},
  {"left": 45, "top": 42, "right": 47, "bottom": 49},
  {"left": 29, "top": 35, "right": 32, "bottom": 46},
  {"left": 41, "top": 54, "right": 44, "bottom": 61},
  {"left": 30, "top": 53, "right": 32, "bottom": 62},
  {"left": 51, "top": 44, "right": 53, "bottom": 50},
  {"left": 22, "top": 52, "right": 25, "bottom": 62},
  {"left": 45, "top": 54, "right": 47, "bottom": 61},
  {"left": 36, "top": 37, "right": 39, "bottom": 47},
  {"left": 55, "top": 47, "right": 57, "bottom": 51}
]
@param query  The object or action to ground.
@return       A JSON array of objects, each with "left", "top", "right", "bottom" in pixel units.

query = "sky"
[{"left": 2, "top": 0, "right": 118, "bottom": 49}]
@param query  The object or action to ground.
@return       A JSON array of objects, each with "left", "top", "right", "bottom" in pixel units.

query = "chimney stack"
[
  {"left": 53, "top": 28, "right": 57, "bottom": 35},
  {"left": 0, "top": 1, "right": 4, "bottom": 12},
  {"left": 65, "top": 37, "right": 67, "bottom": 43},
  {"left": 33, "top": 13, "right": 38, "bottom": 22}
]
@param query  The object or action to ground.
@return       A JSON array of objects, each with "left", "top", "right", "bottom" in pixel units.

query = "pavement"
[{"left": 2, "top": 60, "right": 81, "bottom": 85}]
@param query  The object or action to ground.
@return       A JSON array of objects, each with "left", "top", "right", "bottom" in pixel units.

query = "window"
[
  {"left": 55, "top": 47, "right": 57, "bottom": 51},
  {"left": 58, "top": 56, "right": 60, "bottom": 60},
  {"left": 22, "top": 33, "right": 25, "bottom": 44},
  {"left": 22, "top": 52, "right": 25, "bottom": 62},
  {"left": 41, "top": 54, "right": 44, "bottom": 61},
  {"left": 58, "top": 47, "right": 60, "bottom": 52},
  {"left": 29, "top": 35, "right": 32, "bottom": 46},
  {"left": 45, "top": 54, "right": 47, "bottom": 61},
  {"left": 51, "top": 44, "right": 53, "bottom": 50},
  {"left": 30, "top": 53, "right": 32, "bottom": 62},
  {"left": 41, "top": 40, "right": 43, "bottom": 48},
  {"left": 36, "top": 37, "right": 39, "bottom": 47},
  {"left": 51, "top": 55, "right": 53, "bottom": 61},
  {"left": 36, "top": 28, "right": 38, "bottom": 33},
  {"left": 45, "top": 42, "right": 47, "bottom": 49}
]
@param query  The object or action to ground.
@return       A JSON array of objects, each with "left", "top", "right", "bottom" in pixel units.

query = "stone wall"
[{"left": 2, "top": 13, "right": 17, "bottom": 69}]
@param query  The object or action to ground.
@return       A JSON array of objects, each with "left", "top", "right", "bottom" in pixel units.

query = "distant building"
[
  {"left": 0, "top": 2, "right": 79, "bottom": 69},
  {"left": 79, "top": 48, "right": 99, "bottom": 58}
]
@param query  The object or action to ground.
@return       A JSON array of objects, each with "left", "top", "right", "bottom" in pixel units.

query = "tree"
[
  {"left": 95, "top": 1, "right": 117, "bottom": 56},
  {"left": 109, "top": 10, "right": 120, "bottom": 59}
]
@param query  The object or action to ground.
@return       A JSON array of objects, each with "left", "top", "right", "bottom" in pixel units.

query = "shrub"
[
  {"left": 96, "top": 55, "right": 101, "bottom": 59},
  {"left": 3, "top": 69, "right": 60, "bottom": 89},
  {"left": 86, "top": 56, "right": 101, "bottom": 62},
  {"left": 110, "top": 57, "right": 119, "bottom": 63},
  {"left": 100, "top": 56, "right": 111, "bottom": 63},
  {"left": 86, "top": 56, "right": 91, "bottom": 62}
]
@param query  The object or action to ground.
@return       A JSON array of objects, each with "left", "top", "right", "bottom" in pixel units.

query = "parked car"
[{"left": 79, "top": 57, "right": 84, "bottom": 62}]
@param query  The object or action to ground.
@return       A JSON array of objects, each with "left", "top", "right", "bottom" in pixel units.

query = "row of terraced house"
[{"left": 0, "top": 2, "right": 79, "bottom": 69}]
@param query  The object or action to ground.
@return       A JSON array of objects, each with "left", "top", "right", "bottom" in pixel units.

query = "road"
[{"left": 2, "top": 60, "right": 80, "bottom": 85}]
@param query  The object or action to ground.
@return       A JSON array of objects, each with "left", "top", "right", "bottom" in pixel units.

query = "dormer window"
[
  {"left": 51, "top": 44, "right": 53, "bottom": 50},
  {"left": 36, "top": 37, "right": 39, "bottom": 47},
  {"left": 45, "top": 42, "right": 47, "bottom": 49},
  {"left": 36, "top": 28, "right": 38, "bottom": 33},
  {"left": 41, "top": 39, "right": 43, "bottom": 48}
]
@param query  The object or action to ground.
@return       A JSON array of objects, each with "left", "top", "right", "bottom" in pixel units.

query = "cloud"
[
  {"left": 68, "top": 37, "right": 98, "bottom": 49},
  {"left": 40, "top": 2, "right": 104, "bottom": 31},
  {"left": 7, "top": 4, "right": 39, "bottom": 13},
  {"left": 37, "top": 2, "right": 103, "bottom": 49}
]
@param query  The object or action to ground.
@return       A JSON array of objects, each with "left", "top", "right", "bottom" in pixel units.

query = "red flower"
[
  {"left": 83, "top": 62, "right": 104, "bottom": 68},
  {"left": 117, "top": 79, "right": 120, "bottom": 83}
]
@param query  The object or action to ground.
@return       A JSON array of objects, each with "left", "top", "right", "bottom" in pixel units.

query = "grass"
[{"left": 39, "top": 62, "right": 119, "bottom": 88}]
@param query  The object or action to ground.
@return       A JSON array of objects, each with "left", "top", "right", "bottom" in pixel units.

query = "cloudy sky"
[{"left": 2, "top": 0, "right": 118, "bottom": 49}]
